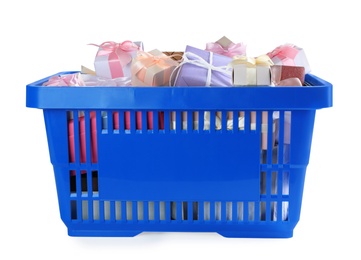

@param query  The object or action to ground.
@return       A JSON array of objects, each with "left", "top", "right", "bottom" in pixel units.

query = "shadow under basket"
[{"left": 26, "top": 72, "right": 332, "bottom": 238}]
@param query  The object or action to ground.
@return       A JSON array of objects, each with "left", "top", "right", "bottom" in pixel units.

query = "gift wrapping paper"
[
  {"left": 270, "top": 65, "right": 305, "bottom": 86},
  {"left": 267, "top": 44, "right": 311, "bottom": 74},
  {"left": 231, "top": 55, "right": 273, "bottom": 86},
  {"left": 92, "top": 40, "right": 143, "bottom": 79},
  {"left": 172, "top": 45, "right": 233, "bottom": 87},
  {"left": 131, "top": 49, "right": 179, "bottom": 86},
  {"left": 206, "top": 36, "right": 246, "bottom": 58}
]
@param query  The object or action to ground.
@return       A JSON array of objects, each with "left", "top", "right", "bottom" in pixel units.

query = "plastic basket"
[{"left": 26, "top": 71, "right": 332, "bottom": 238}]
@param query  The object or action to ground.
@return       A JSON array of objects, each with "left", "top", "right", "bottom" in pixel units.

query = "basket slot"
[
  {"left": 68, "top": 199, "right": 289, "bottom": 223},
  {"left": 70, "top": 170, "right": 98, "bottom": 195},
  {"left": 68, "top": 110, "right": 98, "bottom": 164}
]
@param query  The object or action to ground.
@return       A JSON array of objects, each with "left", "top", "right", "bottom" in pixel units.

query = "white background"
[{"left": 1, "top": 0, "right": 359, "bottom": 259}]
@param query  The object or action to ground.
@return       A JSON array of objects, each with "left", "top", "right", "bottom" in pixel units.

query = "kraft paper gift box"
[
  {"left": 131, "top": 49, "right": 179, "bottom": 86},
  {"left": 267, "top": 43, "right": 311, "bottom": 74},
  {"left": 163, "top": 51, "right": 184, "bottom": 62},
  {"left": 92, "top": 40, "right": 143, "bottom": 79},
  {"left": 206, "top": 36, "right": 247, "bottom": 58},
  {"left": 172, "top": 45, "right": 233, "bottom": 87}
]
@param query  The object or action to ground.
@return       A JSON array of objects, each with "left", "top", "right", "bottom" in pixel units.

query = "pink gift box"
[
  {"left": 92, "top": 41, "right": 143, "bottom": 79},
  {"left": 206, "top": 36, "right": 246, "bottom": 58},
  {"left": 267, "top": 44, "right": 311, "bottom": 74},
  {"left": 131, "top": 49, "right": 180, "bottom": 86}
]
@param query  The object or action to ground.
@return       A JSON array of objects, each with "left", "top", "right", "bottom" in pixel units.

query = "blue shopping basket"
[{"left": 26, "top": 72, "right": 332, "bottom": 238}]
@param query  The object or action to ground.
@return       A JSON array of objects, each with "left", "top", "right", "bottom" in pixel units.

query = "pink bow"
[
  {"left": 43, "top": 73, "right": 86, "bottom": 86},
  {"left": 89, "top": 41, "right": 140, "bottom": 78},
  {"left": 132, "top": 51, "right": 176, "bottom": 75},
  {"left": 206, "top": 42, "right": 246, "bottom": 57},
  {"left": 267, "top": 44, "right": 299, "bottom": 66}
]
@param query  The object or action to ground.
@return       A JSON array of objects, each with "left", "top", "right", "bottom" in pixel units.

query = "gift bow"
[
  {"left": 230, "top": 54, "right": 274, "bottom": 68},
  {"left": 89, "top": 40, "right": 140, "bottom": 78},
  {"left": 171, "top": 51, "right": 232, "bottom": 86},
  {"left": 43, "top": 73, "right": 86, "bottom": 86},
  {"left": 132, "top": 51, "right": 180, "bottom": 85},
  {"left": 267, "top": 44, "right": 299, "bottom": 66},
  {"left": 229, "top": 55, "right": 273, "bottom": 85},
  {"left": 206, "top": 42, "right": 246, "bottom": 58}
]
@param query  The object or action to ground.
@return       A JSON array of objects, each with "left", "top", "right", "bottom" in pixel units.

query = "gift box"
[
  {"left": 131, "top": 49, "right": 179, "bottom": 86},
  {"left": 172, "top": 45, "right": 233, "bottom": 86},
  {"left": 270, "top": 65, "right": 305, "bottom": 86},
  {"left": 231, "top": 55, "right": 273, "bottom": 86},
  {"left": 206, "top": 36, "right": 246, "bottom": 58},
  {"left": 267, "top": 44, "right": 311, "bottom": 74},
  {"left": 163, "top": 51, "right": 184, "bottom": 62},
  {"left": 92, "top": 40, "right": 143, "bottom": 79}
]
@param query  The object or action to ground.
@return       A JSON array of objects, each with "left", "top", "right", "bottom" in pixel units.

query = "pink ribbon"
[
  {"left": 132, "top": 51, "right": 179, "bottom": 84},
  {"left": 43, "top": 73, "right": 86, "bottom": 86},
  {"left": 89, "top": 41, "right": 140, "bottom": 78},
  {"left": 267, "top": 44, "right": 299, "bottom": 66},
  {"left": 206, "top": 42, "right": 246, "bottom": 57}
]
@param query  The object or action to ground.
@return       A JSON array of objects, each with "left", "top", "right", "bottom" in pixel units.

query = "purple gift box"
[{"left": 172, "top": 45, "right": 233, "bottom": 86}]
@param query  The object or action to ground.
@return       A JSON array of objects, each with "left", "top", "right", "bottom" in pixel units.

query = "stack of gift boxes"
[
  {"left": 45, "top": 37, "right": 311, "bottom": 162},
  {"left": 44, "top": 36, "right": 311, "bottom": 88}
]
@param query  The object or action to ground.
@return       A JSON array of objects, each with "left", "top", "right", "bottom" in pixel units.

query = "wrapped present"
[
  {"left": 206, "top": 36, "right": 246, "bottom": 58},
  {"left": 231, "top": 55, "right": 273, "bottom": 86},
  {"left": 163, "top": 51, "right": 184, "bottom": 62},
  {"left": 267, "top": 43, "right": 311, "bottom": 74},
  {"left": 270, "top": 65, "right": 305, "bottom": 86},
  {"left": 43, "top": 72, "right": 86, "bottom": 86},
  {"left": 172, "top": 45, "right": 233, "bottom": 87},
  {"left": 90, "top": 40, "right": 143, "bottom": 79},
  {"left": 131, "top": 49, "right": 179, "bottom": 86}
]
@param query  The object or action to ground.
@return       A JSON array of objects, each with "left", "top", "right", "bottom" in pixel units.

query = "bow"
[
  {"left": 132, "top": 51, "right": 179, "bottom": 85},
  {"left": 229, "top": 54, "right": 274, "bottom": 68},
  {"left": 267, "top": 44, "right": 299, "bottom": 66},
  {"left": 43, "top": 73, "right": 86, "bottom": 86},
  {"left": 230, "top": 55, "right": 273, "bottom": 86},
  {"left": 206, "top": 42, "right": 246, "bottom": 58},
  {"left": 171, "top": 51, "right": 232, "bottom": 86},
  {"left": 89, "top": 41, "right": 140, "bottom": 78}
]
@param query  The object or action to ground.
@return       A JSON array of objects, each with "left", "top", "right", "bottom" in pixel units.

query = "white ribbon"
[{"left": 170, "top": 51, "right": 232, "bottom": 86}]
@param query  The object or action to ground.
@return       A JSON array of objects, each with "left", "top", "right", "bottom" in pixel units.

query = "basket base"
[{"left": 67, "top": 228, "right": 293, "bottom": 238}]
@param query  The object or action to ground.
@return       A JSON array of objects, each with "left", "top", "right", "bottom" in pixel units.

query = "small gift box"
[
  {"left": 163, "top": 51, "right": 184, "bottom": 62},
  {"left": 270, "top": 65, "right": 305, "bottom": 86},
  {"left": 206, "top": 36, "right": 246, "bottom": 58},
  {"left": 91, "top": 40, "right": 143, "bottom": 79},
  {"left": 231, "top": 55, "right": 273, "bottom": 86},
  {"left": 267, "top": 43, "right": 311, "bottom": 74},
  {"left": 172, "top": 45, "right": 233, "bottom": 86},
  {"left": 131, "top": 49, "right": 179, "bottom": 86}
]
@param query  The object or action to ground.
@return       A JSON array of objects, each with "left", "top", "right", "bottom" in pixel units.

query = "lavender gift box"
[{"left": 172, "top": 45, "right": 233, "bottom": 87}]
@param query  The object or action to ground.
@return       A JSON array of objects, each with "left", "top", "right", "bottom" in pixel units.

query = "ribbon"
[
  {"left": 230, "top": 54, "right": 274, "bottom": 68},
  {"left": 267, "top": 44, "right": 299, "bottom": 66},
  {"left": 89, "top": 41, "right": 140, "bottom": 78},
  {"left": 132, "top": 51, "right": 180, "bottom": 86},
  {"left": 81, "top": 74, "right": 131, "bottom": 86},
  {"left": 43, "top": 73, "right": 86, "bottom": 86},
  {"left": 170, "top": 51, "right": 232, "bottom": 86},
  {"left": 206, "top": 42, "right": 246, "bottom": 58}
]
